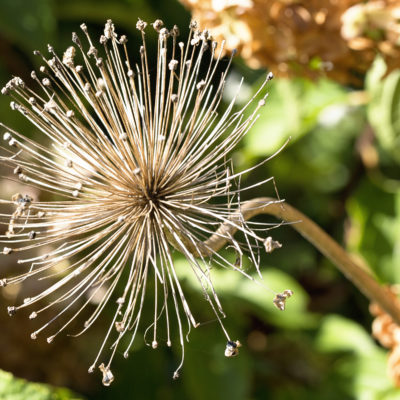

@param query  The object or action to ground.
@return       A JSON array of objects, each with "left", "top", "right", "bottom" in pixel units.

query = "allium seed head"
[{"left": 0, "top": 19, "right": 281, "bottom": 385}]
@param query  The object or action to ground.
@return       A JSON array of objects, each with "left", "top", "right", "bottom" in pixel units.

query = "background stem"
[{"left": 200, "top": 197, "right": 400, "bottom": 325}]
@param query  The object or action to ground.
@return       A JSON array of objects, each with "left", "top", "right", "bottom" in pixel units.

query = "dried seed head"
[
  {"left": 168, "top": 60, "right": 178, "bottom": 71},
  {"left": 72, "top": 32, "right": 81, "bottom": 47},
  {"left": 273, "top": 290, "right": 294, "bottom": 311},
  {"left": 119, "top": 35, "right": 128, "bottom": 45},
  {"left": 115, "top": 321, "right": 125, "bottom": 332},
  {"left": 99, "top": 35, "right": 107, "bottom": 45},
  {"left": 87, "top": 46, "right": 98, "bottom": 58},
  {"left": 63, "top": 46, "right": 76, "bottom": 67},
  {"left": 3, "top": 247, "right": 12, "bottom": 255},
  {"left": 152, "top": 19, "right": 164, "bottom": 32},
  {"left": 201, "top": 30, "right": 211, "bottom": 42},
  {"left": 7, "top": 306, "right": 17, "bottom": 316},
  {"left": 99, "top": 364, "right": 114, "bottom": 386},
  {"left": 196, "top": 80, "right": 206, "bottom": 90},
  {"left": 173, "top": 371, "right": 180, "bottom": 380},
  {"left": 0, "top": 19, "right": 277, "bottom": 386},
  {"left": 44, "top": 99, "right": 57, "bottom": 112},
  {"left": 159, "top": 28, "right": 169, "bottom": 40},
  {"left": 172, "top": 25, "right": 180, "bottom": 37},
  {"left": 225, "top": 340, "right": 242, "bottom": 357},
  {"left": 263, "top": 237, "right": 282, "bottom": 253},
  {"left": 97, "top": 78, "right": 106, "bottom": 90},
  {"left": 47, "top": 335, "right": 55, "bottom": 344},
  {"left": 2, "top": 77, "right": 25, "bottom": 93},
  {"left": 104, "top": 19, "right": 115, "bottom": 39},
  {"left": 136, "top": 19, "right": 147, "bottom": 31}
]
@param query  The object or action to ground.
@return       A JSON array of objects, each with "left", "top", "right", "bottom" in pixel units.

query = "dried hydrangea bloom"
[
  {"left": 0, "top": 20, "right": 286, "bottom": 385},
  {"left": 370, "top": 288, "right": 400, "bottom": 386},
  {"left": 179, "top": 0, "right": 400, "bottom": 84}
]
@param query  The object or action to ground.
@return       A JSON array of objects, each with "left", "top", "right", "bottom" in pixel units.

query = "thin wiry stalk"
[{"left": 0, "top": 19, "right": 286, "bottom": 385}]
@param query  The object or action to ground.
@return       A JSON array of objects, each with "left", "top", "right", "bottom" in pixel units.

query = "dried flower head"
[
  {"left": 0, "top": 19, "right": 284, "bottom": 385},
  {"left": 179, "top": 0, "right": 400, "bottom": 84},
  {"left": 370, "top": 287, "right": 400, "bottom": 386}
]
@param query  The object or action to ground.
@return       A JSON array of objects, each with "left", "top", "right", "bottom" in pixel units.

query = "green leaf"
[
  {"left": 346, "top": 178, "right": 399, "bottom": 281},
  {"left": 0, "top": 369, "right": 85, "bottom": 400},
  {"left": 244, "top": 77, "right": 347, "bottom": 157},
  {"left": 183, "top": 329, "right": 252, "bottom": 400},
  {"left": 175, "top": 258, "right": 317, "bottom": 329},
  {"left": 317, "top": 315, "right": 377, "bottom": 356},
  {"left": 366, "top": 56, "right": 400, "bottom": 162},
  {"left": 317, "top": 315, "right": 400, "bottom": 399}
]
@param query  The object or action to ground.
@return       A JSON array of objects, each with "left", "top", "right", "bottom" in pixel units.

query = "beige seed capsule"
[{"left": 99, "top": 364, "right": 114, "bottom": 387}]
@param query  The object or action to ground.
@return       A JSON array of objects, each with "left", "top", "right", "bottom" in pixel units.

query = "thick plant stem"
[{"left": 200, "top": 197, "right": 400, "bottom": 326}]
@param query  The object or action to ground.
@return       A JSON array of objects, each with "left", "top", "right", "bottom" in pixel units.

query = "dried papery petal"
[
  {"left": 369, "top": 286, "right": 400, "bottom": 386},
  {"left": 372, "top": 314, "right": 398, "bottom": 348},
  {"left": 0, "top": 19, "right": 281, "bottom": 384},
  {"left": 179, "top": 0, "right": 400, "bottom": 84}
]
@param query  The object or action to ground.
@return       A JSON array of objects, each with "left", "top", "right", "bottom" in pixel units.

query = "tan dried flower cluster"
[
  {"left": 370, "top": 288, "right": 400, "bottom": 386},
  {"left": 179, "top": 0, "right": 400, "bottom": 84}
]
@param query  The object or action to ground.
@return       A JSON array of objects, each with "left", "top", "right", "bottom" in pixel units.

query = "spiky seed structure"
[{"left": 0, "top": 19, "right": 278, "bottom": 384}]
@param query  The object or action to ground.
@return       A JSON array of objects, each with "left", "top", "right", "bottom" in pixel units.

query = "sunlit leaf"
[
  {"left": 244, "top": 78, "right": 347, "bottom": 157},
  {"left": 0, "top": 369, "right": 85, "bottom": 400},
  {"left": 346, "top": 178, "right": 398, "bottom": 281},
  {"left": 366, "top": 56, "right": 400, "bottom": 162},
  {"left": 317, "top": 315, "right": 400, "bottom": 399},
  {"left": 176, "top": 258, "right": 317, "bottom": 329}
]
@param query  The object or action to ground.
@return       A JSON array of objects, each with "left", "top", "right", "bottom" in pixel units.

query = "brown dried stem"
[{"left": 199, "top": 197, "right": 400, "bottom": 326}]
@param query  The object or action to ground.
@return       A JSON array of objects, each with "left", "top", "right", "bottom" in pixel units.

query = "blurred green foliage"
[
  {"left": 0, "top": 0, "right": 399, "bottom": 399},
  {"left": 0, "top": 369, "right": 84, "bottom": 400}
]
